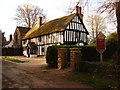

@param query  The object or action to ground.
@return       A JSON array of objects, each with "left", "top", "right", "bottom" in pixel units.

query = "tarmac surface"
[{"left": 2, "top": 56, "right": 92, "bottom": 89}]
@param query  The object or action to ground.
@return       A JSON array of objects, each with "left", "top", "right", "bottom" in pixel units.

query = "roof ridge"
[
  {"left": 17, "top": 26, "right": 31, "bottom": 29},
  {"left": 47, "top": 13, "right": 76, "bottom": 23},
  {"left": 22, "top": 13, "right": 77, "bottom": 40},
  {"left": 39, "top": 13, "right": 76, "bottom": 29}
]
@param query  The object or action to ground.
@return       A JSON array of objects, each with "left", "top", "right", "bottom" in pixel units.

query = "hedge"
[
  {"left": 46, "top": 46, "right": 58, "bottom": 68},
  {"left": 81, "top": 39, "right": 118, "bottom": 61},
  {"left": 81, "top": 45, "right": 99, "bottom": 61},
  {"left": 2, "top": 48, "right": 23, "bottom": 56},
  {"left": 104, "top": 39, "right": 118, "bottom": 60},
  {"left": 46, "top": 39, "right": 118, "bottom": 67}
]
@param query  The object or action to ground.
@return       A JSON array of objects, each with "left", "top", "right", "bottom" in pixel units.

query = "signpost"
[{"left": 96, "top": 32, "right": 106, "bottom": 63}]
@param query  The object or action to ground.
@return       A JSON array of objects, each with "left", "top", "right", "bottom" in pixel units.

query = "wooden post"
[{"left": 100, "top": 52, "right": 103, "bottom": 64}]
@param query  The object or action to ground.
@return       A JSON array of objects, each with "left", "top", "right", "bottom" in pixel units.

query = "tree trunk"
[{"left": 116, "top": 1, "right": 120, "bottom": 64}]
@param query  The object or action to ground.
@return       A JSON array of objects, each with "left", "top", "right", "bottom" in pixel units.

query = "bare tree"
[
  {"left": 86, "top": 14, "right": 106, "bottom": 42},
  {"left": 66, "top": 0, "right": 89, "bottom": 15},
  {"left": 15, "top": 4, "right": 46, "bottom": 28},
  {"left": 99, "top": 0, "right": 120, "bottom": 63}
]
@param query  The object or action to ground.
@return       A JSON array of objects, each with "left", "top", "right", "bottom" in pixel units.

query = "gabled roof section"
[
  {"left": 22, "top": 13, "right": 76, "bottom": 40},
  {"left": 16, "top": 26, "right": 31, "bottom": 34}
]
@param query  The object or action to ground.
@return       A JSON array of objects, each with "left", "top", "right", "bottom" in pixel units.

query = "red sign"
[
  {"left": 96, "top": 38, "right": 105, "bottom": 50},
  {"left": 96, "top": 32, "right": 106, "bottom": 63}
]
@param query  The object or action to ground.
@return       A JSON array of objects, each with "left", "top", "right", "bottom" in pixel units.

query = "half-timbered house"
[{"left": 22, "top": 6, "right": 89, "bottom": 57}]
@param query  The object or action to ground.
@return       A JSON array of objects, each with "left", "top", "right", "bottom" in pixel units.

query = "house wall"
[
  {"left": 14, "top": 29, "right": 21, "bottom": 48},
  {"left": 22, "top": 32, "right": 64, "bottom": 56},
  {"left": 2, "top": 32, "right": 7, "bottom": 46},
  {"left": 64, "top": 15, "right": 88, "bottom": 45},
  {"left": 37, "top": 32, "right": 63, "bottom": 55}
]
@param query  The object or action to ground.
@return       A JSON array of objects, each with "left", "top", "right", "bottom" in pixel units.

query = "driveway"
[{"left": 2, "top": 56, "right": 92, "bottom": 88}]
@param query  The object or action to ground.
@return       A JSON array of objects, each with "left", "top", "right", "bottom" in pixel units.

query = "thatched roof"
[{"left": 22, "top": 13, "right": 76, "bottom": 40}]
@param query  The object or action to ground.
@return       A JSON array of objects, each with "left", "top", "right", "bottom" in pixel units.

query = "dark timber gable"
[{"left": 63, "top": 14, "right": 88, "bottom": 45}]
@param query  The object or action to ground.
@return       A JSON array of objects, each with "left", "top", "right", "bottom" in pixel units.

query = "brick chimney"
[
  {"left": 76, "top": 6, "right": 83, "bottom": 21},
  {"left": 9, "top": 34, "right": 12, "bottom": 41},
  {"left": 37, "top": 17, "right": 42, "bottom": 28}
]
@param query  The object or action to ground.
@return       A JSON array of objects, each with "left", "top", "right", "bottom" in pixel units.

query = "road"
[{"left": 2, "top": 56, "right": 92, "bottom": 89}]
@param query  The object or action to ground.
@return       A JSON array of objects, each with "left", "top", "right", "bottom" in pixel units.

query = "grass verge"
[
  {"left": 71, "top": 72, "right": 119, "bottom": 88},
  {"left": 41, "top": 70, "right": 50, "bottom": 73},
  {"left": 2, "top": 57, "right": 25, "bottom": 63}
]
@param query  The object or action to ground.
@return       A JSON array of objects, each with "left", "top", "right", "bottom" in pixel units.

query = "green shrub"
[
  {"left": 81, "top": 39, "right": 118, "bottom": 62},
  {"left": 46, "top": 46, "right": 58, "bottom": 68},
  {"left": 77, "top": 61, "right": 119, "bottom": 75},
  {"left": 2, "top": 48, "right": 23, "bottom": 56},
  {"left": 104, "top": 39, "right": 118, "bottom": 59},
  {"left": 81, "top": 45, "right": 99, "bottom": 61},
  {"left": 75, "top": 61, "right": 99, "bottom": 72},
  {"left": 107, "top": 32, "right": 118, "bottom": 40}
]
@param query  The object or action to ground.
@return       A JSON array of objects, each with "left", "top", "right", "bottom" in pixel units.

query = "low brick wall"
[
  {"left": 57, "top": 48, "right": 81, "bottom": 70},
  {"left": 70, "top": 48, "right": 81, "bottom": 71},
  {"left": 57, "top": 48, "right": 69, "bottom": 69}
]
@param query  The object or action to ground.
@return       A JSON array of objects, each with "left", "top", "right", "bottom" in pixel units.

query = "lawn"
[
  {"left": 70, "top": 60, "right": 120, "bottom": 88},
  {"left": 2, "top": 57, "right": 25, "bottom": 63}
]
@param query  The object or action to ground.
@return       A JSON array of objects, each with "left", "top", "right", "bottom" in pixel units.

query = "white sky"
[
  {"left": 0, "top": 0, "right": 115, "bottom": 40},
  {"left": 0, "top": 0, "right": 72, "bottom": 39}
]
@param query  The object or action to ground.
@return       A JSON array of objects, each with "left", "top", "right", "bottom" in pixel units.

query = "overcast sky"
[{"left": 0, "top": 0, "right": 114, "bottom": 40}]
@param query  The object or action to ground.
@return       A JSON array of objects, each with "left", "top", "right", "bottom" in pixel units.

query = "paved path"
[{"left": 2, "top": 56, "right": 93, "bottom": 88}]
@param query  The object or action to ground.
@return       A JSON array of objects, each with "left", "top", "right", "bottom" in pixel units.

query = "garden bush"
[
  {"left": 46, "top": 46, "right": 58, "bottom": 68},
  {"left": 81, "top": 44, "right": 99, "bottom": 61},
  {"left": 75, "top": 61, "right": 99, "bottom": 72},
  {"left": 104, "top": 39, "right": 118, "bottom": 60},
  {"left": 2, "top": 47, "right": 23, "bottom": 56},
  {"left": 81, "top": 38, "right": 118, "bottom": 62},
  {"left": 76, "top": 61, "right": 120, "bottom": 76}
]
